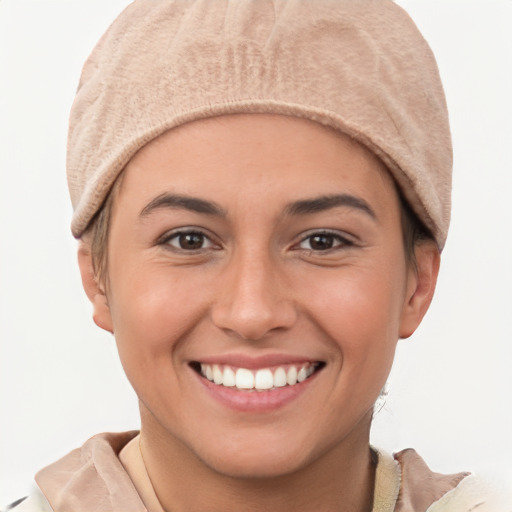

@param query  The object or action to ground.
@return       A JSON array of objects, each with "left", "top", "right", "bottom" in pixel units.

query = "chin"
[
  {"left": 201, "top": 448, "right": 311, "bottom": 480},
  {"left": 184, "top": 426, "right": 329, "bottom": 481}
]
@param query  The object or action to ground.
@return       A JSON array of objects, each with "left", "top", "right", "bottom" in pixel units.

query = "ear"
[
  {"left": 399, "top": 240, "right": 441, "bottom": 339},
  {"left": 77, "top": 240, "right": 114, "bottom": 334}
]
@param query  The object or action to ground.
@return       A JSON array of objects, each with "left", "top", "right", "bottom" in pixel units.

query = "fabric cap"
[{"left": 67, "top": 0, "right": 452, "bottom": 249}]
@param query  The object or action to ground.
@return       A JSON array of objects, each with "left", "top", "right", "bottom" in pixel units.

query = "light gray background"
[{"left": 1, "top": 0, "right": 511, "bottom": 505}]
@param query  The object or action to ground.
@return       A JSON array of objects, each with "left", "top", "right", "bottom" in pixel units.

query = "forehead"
[{"left": 121, "top": 114, "right": 398, "bottom": 210}]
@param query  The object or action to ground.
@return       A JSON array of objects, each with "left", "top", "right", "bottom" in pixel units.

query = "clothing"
[
  {"left": 6, "top": 432, "right": 510, "bottom": 511},
  {"left": 67, "top": 0, "right": 452, "bottom": 249}
]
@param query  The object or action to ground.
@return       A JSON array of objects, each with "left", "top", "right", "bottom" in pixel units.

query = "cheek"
[
  {"left": 311, "top": 270, "right": 404, "bottom": 416},
  {"left": 107, "top": 266, "right": 211, "bottom": 372},
  {"left": 300, "top": 261, "right": 406, "bottom": 384},
  {"left": 309, "top": 265, "right": 405, "bottom": 336}
]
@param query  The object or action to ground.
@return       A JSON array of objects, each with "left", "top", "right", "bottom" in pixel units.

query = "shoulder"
[
  {"left": 426, "top": 473, "right": 512, "bottom": 512},
  {"left": 6, "top": 431, "right": 141, "bottom": 512},
  {"left": 3, "top": 489, "right": 52, "bottom": 512},
  {"left": 394, "top": 448, "right": 512, "bottom": 512}
]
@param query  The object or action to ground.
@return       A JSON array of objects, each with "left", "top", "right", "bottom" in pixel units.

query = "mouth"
[{"left": 190, "top": 361, "right": 325, "bottom": 392}]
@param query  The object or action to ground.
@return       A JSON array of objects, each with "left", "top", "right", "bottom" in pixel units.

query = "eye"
[
  {"left": 163, "top": 230, "right": 216, "bottom": 251},
  {"left": 297, "top": 231, "right": 352, "bottom": 251}
]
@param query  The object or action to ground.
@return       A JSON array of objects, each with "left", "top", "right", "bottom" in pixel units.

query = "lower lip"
[{"left": 193, "top": 369, "right": 321, "bottom": 413}]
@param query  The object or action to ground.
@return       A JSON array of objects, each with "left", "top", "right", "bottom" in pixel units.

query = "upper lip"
[{"left": 191, "top": 353, "right": 323, "bottom": 369}]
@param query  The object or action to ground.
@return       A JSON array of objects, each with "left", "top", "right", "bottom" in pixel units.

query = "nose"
[{"left": 210, "top": 249, "right": 298, "bottom": 341}]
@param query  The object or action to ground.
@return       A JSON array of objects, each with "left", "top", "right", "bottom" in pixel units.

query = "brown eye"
[
  {"left": 308, "top": 234, "right": 335, "bottom": 250},
  {"left": 166, "top": 231, "right": 213, "bottom": 251},
  {"left": 179, "top": 233, "right": 205, "bottom": 250},
  {"left": 298, "top": 232, "right": 351, "bottom": 251}
]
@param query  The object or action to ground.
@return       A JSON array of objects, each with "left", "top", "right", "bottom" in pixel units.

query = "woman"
[{"left": 6, "top": 1, "right": 510, "bottom": 510}]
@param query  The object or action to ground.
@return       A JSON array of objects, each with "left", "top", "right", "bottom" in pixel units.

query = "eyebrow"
[
  {"left": 139, "top": 192, "right": 376, "bottom": 220},
  {"left": 140, "top": 193, "right": 227, "bottom": 218},
  {"left": 285, "top": 194, "right": 377, "bottom": 219}
]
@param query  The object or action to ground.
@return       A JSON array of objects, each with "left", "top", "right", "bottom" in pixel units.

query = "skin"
[{"left": 79, "top": 114, "right": 439, "bottom": 511}]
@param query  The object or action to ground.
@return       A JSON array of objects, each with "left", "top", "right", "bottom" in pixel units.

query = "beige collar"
[
  {"left": 371, "top": 447, "right": 401, "bottom": 512},
  {"left": 119, "top": 436, "right": 403, "bottom": 512},
  {"left": 120, "top": 439, "right": 402, "bottom": 512},
  {"left": 35, "top": 431, "right": 469, "bottom": 512},
  {"left": 119, "top": 435, "right": 165, "bottom": 512}
]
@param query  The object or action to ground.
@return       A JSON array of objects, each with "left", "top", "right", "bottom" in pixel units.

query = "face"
[{"left": 84, "top": 114, "right": 434, "bottom": 479}]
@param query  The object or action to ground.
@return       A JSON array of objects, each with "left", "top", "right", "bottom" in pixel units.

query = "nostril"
[{"left": 211, "top": 299, "right": 298, "bottom": 342}]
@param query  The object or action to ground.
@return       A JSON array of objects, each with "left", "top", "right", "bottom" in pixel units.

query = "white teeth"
[
  {"left": 223, "top": 367, "right": 236, "bottom": 387},
  {"left": 273, "top": 367, "right": 287, "bottom": 387},
  {"left": 236, "top": 368, "right": 254, "bottom": 389},
  {"left": 213, "top": 365, "right": 223, "bottom": 385},
  {"left": 199, "top": 363, "right": 319, "bottom": 391},
  {"left": 286, "top": 366, "right": 298, "bottom": 386},
  {"left": 297, "top": 367, "right": 308, "bottom": 382},
  {"left": 255, "top": 369, "right": 273, "bottom": 390}
]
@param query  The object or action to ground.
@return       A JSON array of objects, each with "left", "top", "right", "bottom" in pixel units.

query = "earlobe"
[
  {"left": 399, "top": 241, "right": 440, "bottom": 339},
  {"left": 77, "top": 240, "right": 114, "bottom": 334}
]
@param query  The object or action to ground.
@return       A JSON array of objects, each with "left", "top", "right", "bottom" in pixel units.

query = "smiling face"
[{"left": 80, "top": 114, "right": 438, "bottom": 482}]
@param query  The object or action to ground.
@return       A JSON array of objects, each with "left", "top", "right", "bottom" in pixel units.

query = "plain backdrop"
[{"left": 1, "top": 0, "right": 511, "bottom": 505}]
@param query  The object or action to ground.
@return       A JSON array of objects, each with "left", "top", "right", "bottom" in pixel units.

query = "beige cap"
[{"left": 67, "top": 0, "right": 452, "bottom": 249}]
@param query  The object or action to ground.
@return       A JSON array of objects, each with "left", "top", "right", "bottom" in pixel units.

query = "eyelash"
[
  {"left": 157, "top": 228, "right": 354, "bottom": 254},
  {"left": 295, "top": 230, "right": 354, "bottom": 252},
  {"left": 158, "top": 228, "right": 218, "bottom": 252}
]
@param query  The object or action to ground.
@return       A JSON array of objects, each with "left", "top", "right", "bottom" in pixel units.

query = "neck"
[{"left": 139, "top": 406, "right": 376, "bottom": 512}]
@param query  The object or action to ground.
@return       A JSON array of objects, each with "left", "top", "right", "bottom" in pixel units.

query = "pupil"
[
  {"left": 180, "top": 233, "right": 204, "bottom": 249},
  {"left": 310, "top": 235, "right": 333, "bottom": 250}
]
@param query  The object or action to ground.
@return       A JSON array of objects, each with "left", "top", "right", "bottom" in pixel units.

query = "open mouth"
[{"left": 190, "top": 361, "right": 325, "bottom": 391}]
